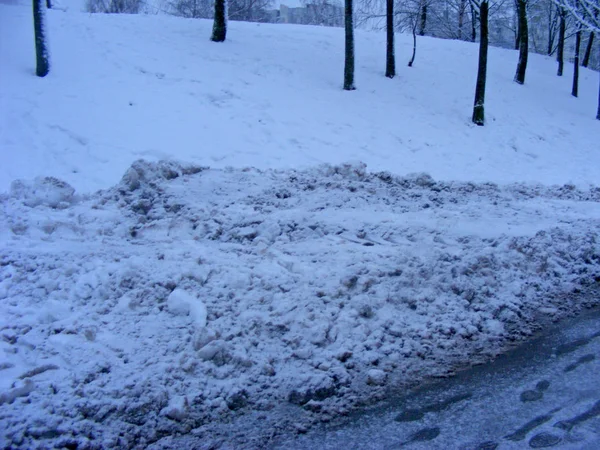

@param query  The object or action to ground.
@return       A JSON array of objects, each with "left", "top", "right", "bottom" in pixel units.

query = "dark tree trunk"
[
  {"left": 597, "top": 70, "right": 600, "bottom": 120},
  {"left": 385, "top": 0, "right": 395, "bottom": 78},
  {"left": 557, "top": 8, "right": 566, "bottom": 76},
  {"left": 470, "top": 4, "right": 477, "bottom": 42},
  {"left": 211, "top": 0, "right": 226, "bottom": 42},
  {"left": 46, "top": 0, "right": 51, "bottom": 7},
  {"left": 472, "top": 1, "right": 488, "bottom": 126},
  {"left": 419, "top": 4, "right": 427, "bottom": 36},
  {"left": 33, "top": 0, "right": 49, "bottom": 77},
  {"left": 582, "top": 32, "right": 594, "bottom": 67},
  {"left": 514, "top": 0, "right": 528, "bottom": 84},
  {"left": 572, "top": 27, "right": 581, "bottom": 97},
  {"left": 343, "top": 0, "right": 355, "bottom": 90},
  {"left": 408, "top": 20, "right": 417, "bottom": 67}
]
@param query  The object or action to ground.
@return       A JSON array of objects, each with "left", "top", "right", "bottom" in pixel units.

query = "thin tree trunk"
[
  {"left": 472, "top": 1, "right": 488, "bottom": 126},
  {"left": 33, "top": 0, "right": 49, "bottom": 77},
  {"left": 514, "top": 0, "right": 520, "bottom": 50},
  {"left": 582, "top": 32, "right": 594, "bottom": 67},
  {"left": 547, "top": 3, "right": 556, "bottom": 55},
  {"left": 514, "top": 0, "right": 528, "bottom": 84},
  {"left": 557, "top": 8, "right": 566, "bottom": 76},
  {"left": 211, "top": 0, "right": 226, "bottom": 42},
  {"left": 470, "top": 4, "right": 477, "bottom": 42},
  {"left": 343, "top": 0, "right": 355, "bottom": 90},
  {"left": 385, "top": 0, "right": 395, "bottom": 78},
  {"left": 408, "top": 20, "right": 417, "bottom": 67},
  {"left": 419, "top": 4, "right": 427, "bottom": 36},
  {"left": 597, "top": 69, "right": 600, "bottom": 120},
  {"left": 458, "top": 0, "right": 466, "bottom": 40},
  {"left": 46, "top": 0, "right": 51, "bottom": 7},
  {"left": 572, "top": 26, "right": 581, "bottom": 97}
]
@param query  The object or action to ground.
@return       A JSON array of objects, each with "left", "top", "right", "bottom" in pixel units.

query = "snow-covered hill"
[{"left": 1, "top": 3, "right": 598, "bottom": 194}]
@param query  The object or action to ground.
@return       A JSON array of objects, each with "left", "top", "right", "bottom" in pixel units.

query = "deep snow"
[{"left": 1, "top": 160, "right": 600, "bottom": 448}]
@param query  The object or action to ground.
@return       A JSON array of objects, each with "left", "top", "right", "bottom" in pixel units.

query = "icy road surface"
[
  {"left": 273, "top": 307, "right": 600, "bottom": 450},
  {"left": 1, "top": 161, "right": 600, "bottom": 449}
]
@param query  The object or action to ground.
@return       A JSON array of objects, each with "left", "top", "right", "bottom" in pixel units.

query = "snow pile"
[{"left": 1, "top": 160, "right": 599, "bottom": 448}]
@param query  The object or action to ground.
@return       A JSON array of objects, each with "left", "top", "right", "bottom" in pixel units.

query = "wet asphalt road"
[{"left": 272, "top": 308, "right": 600, "bottom": 449}]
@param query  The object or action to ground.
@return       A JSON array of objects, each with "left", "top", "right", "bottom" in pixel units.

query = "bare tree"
[
  {"left": 556, "top": 6, "right": 566, "bottom": 74},
  {"left": 212, "top": 0, "right": 226, "bottom": 42},
  {"left": 344, "top": 0, "right": 356, "bottom": 89},
  {"left": 85, "top": 0, "right": 141, "bottom": 13},
  {"left": 170, "top": 0, "right": 213, "bottom": 18},
  {"left": 229, "top": 0, "right": 273, "bottom": 22},
  {"left": 572, "top": 21, "right": 581, "bottom": 96},
  {"left": 386, "top": 0, "right": 396, "bottom": 77},
  {"left": 553, "top": 0, "right": 599, "bottom": 118},
  {"left": 471, "top": 0, "right": 489, "bottom": 125},
  {"left": 419, "top": 2, "right": 428, "bottom": 34},
  {"left": 582, "top": 30, "right": 595, "bottom": 66},
  {"left": 33, "top": 0, "right": 49, "bottom": 77},
  {"left": 514, "top": 0, "right": 529, "bottom": 83},
  {"left": 552, "top": 0, "right": 599, "bottom": 30},
  {"left": 302, "top": 0, "right": 344, "bottom": 26},
  {"left": 458, "top": 0, "right": 468, "bottom": 38}
]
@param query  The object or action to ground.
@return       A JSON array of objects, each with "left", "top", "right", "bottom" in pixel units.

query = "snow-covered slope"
[{"left": 1, "top": 3, "right": 598, "bottom": 194}]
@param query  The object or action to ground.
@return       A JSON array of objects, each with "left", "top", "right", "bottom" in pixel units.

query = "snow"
[
  {"left": 1, "top": 3, "right": 599, "bottom": 195},
  {"left": 1, "top": 2, "right": 599, "bottom": 448},
  {"left": 275, "top": 309, "right": 600, "bottom": 449},
  {"left": 1, "top": 159, "right": 600, "bottom": 447}
]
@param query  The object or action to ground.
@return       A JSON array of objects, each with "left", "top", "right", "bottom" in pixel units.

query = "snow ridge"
[{"left": 1, "top": 160, "right": 599, "bottom": 449}]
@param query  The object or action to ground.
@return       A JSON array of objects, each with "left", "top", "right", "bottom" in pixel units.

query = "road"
[{"left": 272, "top": 307, "right": 600, "bottom": 449}]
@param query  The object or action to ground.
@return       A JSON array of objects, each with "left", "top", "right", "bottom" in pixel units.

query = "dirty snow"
[{"left": 1, "top": 160, "right": 600, "bottom": 448}]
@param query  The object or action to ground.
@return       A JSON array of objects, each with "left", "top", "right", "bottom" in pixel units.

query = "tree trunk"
[
  {"left": 458, "top": 0, "right": 466, "bottom": 40},
  {"left": 33, "top": 0, "right": 49, "bottom": 77},
  {"left": 385, "top": 0, "right": 395, "bottom": 78},
  {"left": 514, "top": 0, "right": 520, "bottom": 50},
  {"left": 557, "top": 8, "right": 565, "bottom": 76},
  {"left": 582, "top": 32, "right": 594, "bottom": 68},
  {"left": 546, "top": 3, "right": 555, "bottom": 56},
  {"left": 419, "top": 4, "right": 427, "bottom": 36},
  {"left": 46, "top": 0, "right": 51, "bottom": 7},
  {"left": 211, "top": 0, "right": 226, "bottom": 42},
  {"left": 470, "top": 4, "right": 477, "bottom": 42},
  {"left": 572, "top": 26, "right": 581, "bottom": 97},
  {"left": 343, "top": 0, "right": 355, "bottom": 90},
  {"left": 408, "top": 20, "right": 417, "bottom": 67},
  {"left": 514, "top": 0, "right": 528, "bottom": 84},
  {"left": 472, "top": 1, "right": 488, "bottom": 126},
  {"left": 597, "top": 69, "right": 600, "bottom": 120}
]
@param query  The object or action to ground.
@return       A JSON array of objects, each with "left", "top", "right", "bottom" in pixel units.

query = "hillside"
[{"left": 1, "top": 3, "right": 599, "bottom": 194}]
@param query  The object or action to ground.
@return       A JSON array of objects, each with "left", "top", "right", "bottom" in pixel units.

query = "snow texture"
[
  {"left": 1, "top": 1, "right": 599, "bottom": 447},
  {"left": 1, "top": 3, "right": 599, "bottom": 195},
  {"left": 1, "top": 160, "right": 599, "bottom": 448}
]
